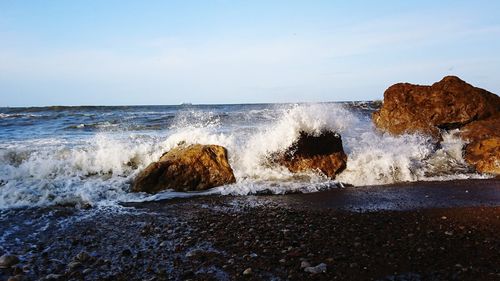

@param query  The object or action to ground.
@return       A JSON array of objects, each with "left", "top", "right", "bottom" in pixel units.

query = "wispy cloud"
[{"left": 0, "top": 5, "right": 499, "bottom": 105}]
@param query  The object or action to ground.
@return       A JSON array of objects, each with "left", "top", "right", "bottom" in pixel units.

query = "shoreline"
[
  {"left": 128, "top": 178, "right": 500, "bottom": 212},
  {"left": 1, "top": 178, "right": 499, "bottom": 280}
]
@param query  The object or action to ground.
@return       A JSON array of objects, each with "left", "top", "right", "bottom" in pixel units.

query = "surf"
[{"left": 0, "top": 102, "right": 489, "bottom": 209}]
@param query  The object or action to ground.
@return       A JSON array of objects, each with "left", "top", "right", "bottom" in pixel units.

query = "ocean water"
[{"left": 0, "top": 102, "right": 487, "bottom": 209}]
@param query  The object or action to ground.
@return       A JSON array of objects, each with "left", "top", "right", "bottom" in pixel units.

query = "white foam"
[
  {"left": 0, "top": 103, "right": 489, "bottom": 209},
  {"left": 0, "top": 134, "right": 161, "bottom": 208},
  {"left": 230, "top": 103, "right": 359, "bottom": 182},
  {"left": 0, "top": 113, "right": 44, "bottom": 119},
  {"left": 337, "top": 128, "right": 486, "bottom": 185}
]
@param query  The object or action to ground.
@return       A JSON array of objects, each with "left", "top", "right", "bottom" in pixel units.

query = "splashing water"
[{"left": 0, "top": 103, "right": 487, "bottom": 209}]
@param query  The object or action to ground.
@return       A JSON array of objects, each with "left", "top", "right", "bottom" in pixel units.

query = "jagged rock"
[
  {"left": 274, "top": 131, "right": 347, "bottom": 178},
  {"left": 373, "top": 76, "right": 500, "bottom": 175},
  {"left": 461, "top": 118, "right": 500, "bottom": 174},
  {"left": 132, "top": 144, "right": 236, "bottom": 193},
  {"left": 373, "top": 76, "right": 500, "bottom": 137}
]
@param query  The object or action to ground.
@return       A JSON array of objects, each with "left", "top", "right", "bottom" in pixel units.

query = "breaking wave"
[{"left": 0, "top": 103, "right": 488, "bottom": 209}]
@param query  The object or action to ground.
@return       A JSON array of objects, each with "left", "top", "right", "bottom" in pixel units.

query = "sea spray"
[
  {"left": 229, "top": 103, "right": 358, "bottom": 180},
  {"left": 0, "top": 102, "right": 489, "bottom": 209}
]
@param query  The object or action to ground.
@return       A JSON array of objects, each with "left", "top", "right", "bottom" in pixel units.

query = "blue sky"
[{"left": 1, "top": 0, "right": 499, "bottom": 106}]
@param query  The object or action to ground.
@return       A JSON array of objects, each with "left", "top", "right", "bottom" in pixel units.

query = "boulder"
[
  {"left": 373, "top": 76, "right": 500, "bottom": 175},
  {"left": 274, "top": 130, "right": 347, "bottom": 178},
  {"left": 461, "top": 117, "right": 500, "bottom": 174},
  {"left": 373, "top": 76, "right": 500, "bottom": 137},
  {"left": 132, "top": 144, "right": 236, "bottom": 193}
]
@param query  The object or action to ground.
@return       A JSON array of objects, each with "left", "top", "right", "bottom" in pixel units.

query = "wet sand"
[
  {"left": 0, "top": 179, "right": 499, "bottom": 280},
  {"left": 265, "top": 178, "right": 500, "bottom": 211}
]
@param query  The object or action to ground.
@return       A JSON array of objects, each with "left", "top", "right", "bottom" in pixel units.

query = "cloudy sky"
[{"left": 1, "top": 0, "right": 499, "bottom": 106}]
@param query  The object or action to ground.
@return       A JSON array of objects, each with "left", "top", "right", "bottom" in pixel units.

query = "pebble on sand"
[
  {"left": 304, "top": 263, "right": 327, "bottom": 274},
  {"left": 300, "top": 261, "right": 311, "bottom": 269},
  {"left": 7, "top": 276, "right": 24, "bottom": 281},
  {"left": 243, "top": 268, "right": 252, "bottom": 275}
]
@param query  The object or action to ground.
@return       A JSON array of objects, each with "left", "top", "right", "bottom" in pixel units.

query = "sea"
[{"left": 0, "top": 102, "right": 488, "bottom": 210}]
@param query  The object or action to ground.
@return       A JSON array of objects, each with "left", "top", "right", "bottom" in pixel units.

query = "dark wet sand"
[
  {"left": 0, "top": 179, "right": 499, "bottom": 281},
  {"left": 267, "top": 178, "right": 500, "bottom": 211}
]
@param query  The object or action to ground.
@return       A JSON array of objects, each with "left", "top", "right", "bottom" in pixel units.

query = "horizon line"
[{"left": 0, "top": 99, "right": 382, "bottom": 109}]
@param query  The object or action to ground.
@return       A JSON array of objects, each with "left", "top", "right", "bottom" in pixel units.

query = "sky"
[{"left": 0, "top": 0, "right": 499, "bottom": 106}]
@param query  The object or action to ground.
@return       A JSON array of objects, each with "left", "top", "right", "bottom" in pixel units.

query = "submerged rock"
[
  {"left": 274, "top": 130, "right": 347, "bottom": 179},
  {"left": 373, "top": 76, "right": 500, "bottom": 137},
  {"left": 132, "top": 144, "right": 236, "bottom": 193}
]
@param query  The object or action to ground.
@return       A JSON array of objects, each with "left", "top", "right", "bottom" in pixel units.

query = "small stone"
[
  {"left": 279, "top": 258, "right": 286, "bottom": 263},
  {"left": 445, "top": 231, "right": 454, "bottom": 236},
  {"left": 67, "top": 261, "right": 82, "bottom": 271},
  {"left": 82, "top": 268, "right": 92, "bottom": 274},
  {"left": 81, "top": 202, "right": 92, "bottom": 209},
  {"left": 243, "top": 268, "right": 252, "bottom": 275},
  {"left": 185, "top": 250, "right": 199, "bottom": 258},
  {"left": 441, "top": 216, "right": 447, "bottom": 220},
  {"left": 121, "top": 249, "right": 132, "bottom": 257},
  {"left": 304, "top": 263, "right": 327, "bottom": 274},
  {"left": 12, "top": 266, "right": 23, "bottom": 275},
  {"left": 300, "top": 261, "right": 311, "bottom": 269},
  {"left": 43, "top": 274, "right": 63, "bottom": 281},
  {"left": 75, "top": 251, "right": 91, "bottom": 262},
  {"left": 0, "top": 255, "right": 20, "bottom": 268}
]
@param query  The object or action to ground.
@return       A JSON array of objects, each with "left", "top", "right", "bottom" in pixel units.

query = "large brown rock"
[
  {"left": 274, "top": 131, "right": 347, "bottom": 178},
  {"left": 461, "top": 117, "right": 500, "bottom": 174},
  {"left": 373, "top": 76, "right": 500, "bottom": 175},
  {"left": 373, "top": 76, "right": 500, "bottom": 137},
  {"left": 132, "top": 144, "right": 236, "bottom": 193}
]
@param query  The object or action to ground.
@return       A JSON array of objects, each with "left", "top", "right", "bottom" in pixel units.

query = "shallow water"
[{"left": 0, "top": 102, "right": 489, "bottom": 209}]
